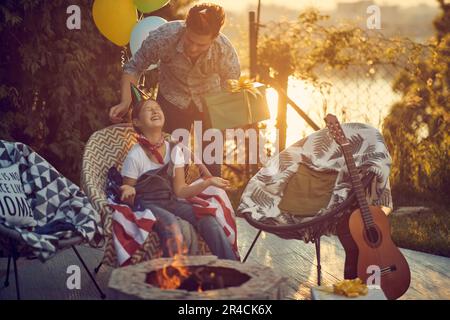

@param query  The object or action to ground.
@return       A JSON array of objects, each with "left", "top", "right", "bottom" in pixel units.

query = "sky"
[{"left": 205, "top": 0, "right": 438, "bottom": 13}]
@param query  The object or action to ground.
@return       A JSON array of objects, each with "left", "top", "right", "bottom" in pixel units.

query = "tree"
[
  {"left": 257, "top": 9, "right": 426, "bottom": 150},
  {"left": 0, "top": 0, "right": 194, "bottom": 183},
  {"left": 382, "top": 0, "right": 449, "bottom": 203}
]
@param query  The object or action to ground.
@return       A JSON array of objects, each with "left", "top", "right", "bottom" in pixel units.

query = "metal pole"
[{"left": 249, "top": 11, "right": 257, "bottom": 79}]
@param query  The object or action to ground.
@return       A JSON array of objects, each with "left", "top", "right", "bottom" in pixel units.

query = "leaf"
[
  {"left": 249, "top": 188, "right": 274, "bottom": 208},
  {"left": 300, "top": 153, "right": 314, "bottom": 168},
  {"left": 331, "top": 133, "right": 365, "bottom": 159},
  {"left": 345, "top": 123, "right": 370, "bottom": 130},
  {"left": 279, "top": 151, "right": 294, "bottom": 171},
  {"left": 361, "top": 152, "right": 388, "bottom": 165},
  {"left": 292, "top": 136, "right": 308, "bottom": 148},
  {"left": 375, "top": 131, "right": 387, "bottom": 145},
  {"left": 312, "top": 129, "right": 333, "bottom": 158},
  {"left": 363, "top": 144, "right": 376, "bottom": 154},
  {"left": 348, "top": 133, "right": 364, "bottom": 155},
  {"left": 257, "top": 174, "right": 274, "bottom": 184}
]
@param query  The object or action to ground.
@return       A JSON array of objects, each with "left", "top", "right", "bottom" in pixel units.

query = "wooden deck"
[{"left": 0, "top": 218, "right": 449, "bottom": 300}]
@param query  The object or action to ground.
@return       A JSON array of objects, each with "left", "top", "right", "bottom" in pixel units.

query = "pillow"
[
  {"left": 0, "top": 163, "right": 36, "bottom": 227},
  {"left": 278, "top": 164, "right": 338, "bottom": 217}
]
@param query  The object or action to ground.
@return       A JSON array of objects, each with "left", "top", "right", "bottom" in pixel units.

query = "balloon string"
[{"left": 120, "top": 46, "right": 129, "bottom": 67}]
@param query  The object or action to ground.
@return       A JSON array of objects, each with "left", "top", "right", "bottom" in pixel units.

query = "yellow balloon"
[{"left": 93, "top": 0, "right": 137, "bottom": 46}]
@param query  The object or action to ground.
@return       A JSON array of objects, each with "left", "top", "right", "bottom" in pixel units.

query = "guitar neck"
[{"left": 341, "top": 144, "right": 374, "bottom": 228}]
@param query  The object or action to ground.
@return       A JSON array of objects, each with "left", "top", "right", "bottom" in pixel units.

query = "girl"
[{"left": 120, "top": 84, "right": 237, "bottom": 260}]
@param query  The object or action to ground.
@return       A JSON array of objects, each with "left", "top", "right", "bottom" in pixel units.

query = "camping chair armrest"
[{"left": 0, "top": 223, "right": 84, "bottom": 250}]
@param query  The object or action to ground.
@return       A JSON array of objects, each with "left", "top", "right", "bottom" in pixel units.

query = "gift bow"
[
  {"left": 226, "top": 77, "right": 261, "bottom": 97},
  {"left": 226, "top": 77, "right": 262, "bottom": 124}
]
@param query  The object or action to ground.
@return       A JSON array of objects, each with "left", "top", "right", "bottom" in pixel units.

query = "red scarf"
[{"left": 137, "top": 134, "right": 165, "bottom": 164}]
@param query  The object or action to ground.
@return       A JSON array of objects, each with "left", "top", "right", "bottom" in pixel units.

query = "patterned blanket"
[
  {"left": 0, "top": 141, "right": 103, "bottom": 261},
  {"left": 238, "top": 123, "right": 393, "bottom": 233},
  {"left": 187, "top": 179, "right": 240, "bottom": 260},
  {"left": 106, "top": 166, "right": 157, "bottom": 266}
]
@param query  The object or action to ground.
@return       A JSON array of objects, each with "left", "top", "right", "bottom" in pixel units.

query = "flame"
[
  {"left": 155, "top": 254, "right": 191, "bottom": 290},
  {"left": 153, "top": 234, "right": 207, "bottom": 291}
]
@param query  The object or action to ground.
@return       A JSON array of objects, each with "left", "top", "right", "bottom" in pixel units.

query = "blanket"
[
  {"left": 0, "top": 141, "right": 103, "bottom": 261},
  {"left": 106, "top": 166, "right": 157, "bottom": 266},
  {"left": 238, "top": 123, "right": 393, "bottom": 233},
  {"left": 186, "top": 179, "right": 240, "bottom": 260}
]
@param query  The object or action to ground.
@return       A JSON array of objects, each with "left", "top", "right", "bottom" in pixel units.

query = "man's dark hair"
[{"left": 185, "top": 3, "right": 225, "bottom": 38}]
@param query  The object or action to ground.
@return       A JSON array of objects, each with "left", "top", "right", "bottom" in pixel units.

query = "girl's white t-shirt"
[{"left": 121, "top": 141, "right": 186, "bottom": 179}]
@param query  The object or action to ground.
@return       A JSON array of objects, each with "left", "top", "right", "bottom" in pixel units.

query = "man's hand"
[
  {"left": 109, "top": 101, "right": 130, "bottom": 123},
  {"left": 120, "top": 185, "right": 136, "bottom": 206}
]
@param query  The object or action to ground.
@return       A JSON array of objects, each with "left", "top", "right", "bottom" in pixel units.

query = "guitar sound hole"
[{"left": 366, "top": 226, "right": 380, "bottom": 245}]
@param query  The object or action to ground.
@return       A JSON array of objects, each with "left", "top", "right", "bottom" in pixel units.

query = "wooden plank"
[
  {"left": 0, "top": 219, "right": 448, "bottom": 300},
  {"left": 0, "top": 245, "right": 112, "bottom": 300},
  {"left": 237, "top": 218, "right": 450, "bottom": 300}
]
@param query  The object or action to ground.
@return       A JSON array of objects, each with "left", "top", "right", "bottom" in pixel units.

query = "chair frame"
[
  {"left": 242, "top": 172, "right": 375, "bottom": 286},
  {"left": 0, "top": 224, "right": 106, "bottom": 300}
]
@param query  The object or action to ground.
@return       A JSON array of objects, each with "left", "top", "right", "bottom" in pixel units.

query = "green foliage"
[
  {"left": 257, "top": 5, "right": 448, "bottom": 204},
  {"left": 0, "top": 0, "right": 194, "bottom": 183},
  {"left": 383, "top": 1, "right": 449, "bottom": 203},
  {"left": 0, "top": 0, "right": 122, "bottom": 182},
  {"left": 389, "top": 205, "right": 450, "bottom": 257},
  {"left": 257, "top": 9, "right": 425, "bottom": 84}
]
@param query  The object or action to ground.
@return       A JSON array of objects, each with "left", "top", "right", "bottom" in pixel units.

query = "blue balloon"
[{"left": 130, "top": 16, "right": 167, "bottom": 69}]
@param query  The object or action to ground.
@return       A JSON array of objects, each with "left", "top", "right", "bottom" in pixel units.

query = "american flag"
[{"left": 186, "top": 179, "right": 239, "bottom": 260}]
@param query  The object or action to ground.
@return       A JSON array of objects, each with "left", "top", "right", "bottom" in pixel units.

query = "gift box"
[{"left": 202, "top": 79, "right": 271, "bottom": 130}]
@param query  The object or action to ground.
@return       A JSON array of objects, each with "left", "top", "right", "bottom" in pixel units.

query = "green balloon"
[{"left": 134, "top": 0, "right": 169, "bottom": 13}]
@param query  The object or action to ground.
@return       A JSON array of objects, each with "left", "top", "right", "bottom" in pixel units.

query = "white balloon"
[{"left": 130, "top": 16, "right": 167, "bottom": 70}]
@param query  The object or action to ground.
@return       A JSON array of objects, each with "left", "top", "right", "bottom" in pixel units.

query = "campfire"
[
  {"left": 146, "top": 255, "right": 250, "bottom": 292},
  {"left": 109, "top": 255, "right": 287, "bottom": 299}
]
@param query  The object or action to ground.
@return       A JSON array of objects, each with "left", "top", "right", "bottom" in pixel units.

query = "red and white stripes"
[
  {"left": 187, "top": 179, "right": 239, "bottom": 259},
  {"left": 109, "top": 202, "right": 156, "bottom": 266}
]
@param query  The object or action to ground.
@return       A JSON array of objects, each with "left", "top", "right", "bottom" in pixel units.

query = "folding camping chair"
[
  {"left": 0, "top": 225, "right": 105, "bottom": 300},
  {"left": 0, "top": 141, "right": 105, "bottom": 300}
]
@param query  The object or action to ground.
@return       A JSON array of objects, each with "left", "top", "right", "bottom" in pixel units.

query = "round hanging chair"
[{"left": 240, "top": 169, "right": 376, "bottom": 286}]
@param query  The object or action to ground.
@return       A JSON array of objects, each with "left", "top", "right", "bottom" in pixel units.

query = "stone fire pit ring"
[{"left": 108, "top": 255, "right": 288, "bottom": 300}]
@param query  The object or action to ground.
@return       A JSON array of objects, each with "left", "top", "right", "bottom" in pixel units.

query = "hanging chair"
[
  {"left": 238, "top": 123, "right": 392, "bottom": 285},
  {"left": 241, "top": 172, "right": 375, "bottom": 285}
]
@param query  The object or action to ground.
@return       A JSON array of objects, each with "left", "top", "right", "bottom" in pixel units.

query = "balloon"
[
  {"left": 92, "top": 0, "right": 137, "bottom": 46},
  {"left": 134, "top": 0, "right": 170, "bottom": 13},
  {"left": 130, "top": 16, "right": 167, "bottom": 56}
]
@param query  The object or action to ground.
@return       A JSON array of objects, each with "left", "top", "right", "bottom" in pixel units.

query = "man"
[{"left": 109, "top": 3, "right": 241, "bottom": 176}]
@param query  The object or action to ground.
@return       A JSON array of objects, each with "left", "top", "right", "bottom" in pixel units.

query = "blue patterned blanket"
[{"left": 0, "top": 141, "right": 103, "bottom": 261}]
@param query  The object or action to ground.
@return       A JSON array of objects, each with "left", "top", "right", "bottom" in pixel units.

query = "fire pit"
[{"left": 108, "top": 255, "right": 287, "bottom": 300}]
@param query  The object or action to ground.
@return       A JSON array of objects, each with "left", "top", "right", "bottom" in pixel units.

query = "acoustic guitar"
[{"left": 324, "top": 114, "right": 411, "bottom": 300}]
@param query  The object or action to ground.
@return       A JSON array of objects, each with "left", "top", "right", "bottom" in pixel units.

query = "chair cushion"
[
  {"left": 278, "top": 165, "right": 338, "bottom": 217},
  {"left": 0, "top": 163, "right": 36, "bottom": 227}
]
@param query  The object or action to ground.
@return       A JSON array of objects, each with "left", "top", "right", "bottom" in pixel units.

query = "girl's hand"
[
  {"left": 206, "top": 177, "right": 231, "bottom": 190},
  {"left": 120, "top": 185, "right": 136, "bottom": 205}
]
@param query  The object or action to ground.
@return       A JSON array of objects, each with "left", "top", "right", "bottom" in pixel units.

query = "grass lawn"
[{"left": 389, "top": 204, "right": 450, "bottom": 258}]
